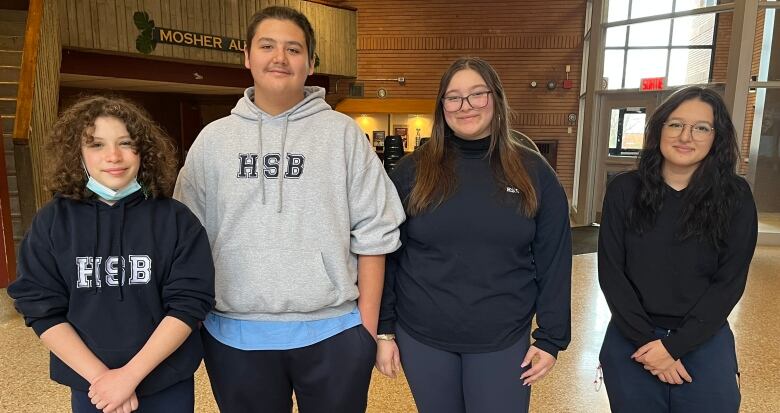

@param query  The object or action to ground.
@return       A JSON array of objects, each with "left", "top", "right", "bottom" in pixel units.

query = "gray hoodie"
[{"left": 174, "top": 86, "right": 405, "bottom": 321}]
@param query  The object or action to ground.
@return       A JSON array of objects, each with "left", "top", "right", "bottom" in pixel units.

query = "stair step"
[
  {"left": 1, "top": 116, "right": 14, "bottom": 134},
  {"left": 0, "top": 21, "right": 26, "bottom": 37},
  {"left": 0, "top": 36, "right": 24, "bottom": 50},
  {"left": 0, "top": 82, "right": 17, "bottom": 98},
  {"left": 0, "top": 98, "right": 15, "bottom": 114},
  {"left": 0, "top": 50, "right": 21, "bottom": 66},
  {"left": 0, "top": 10, "right": 28, "bottom": 23},
  {"left": 0, "top": 66, "right": 20, "bottom": 82}
]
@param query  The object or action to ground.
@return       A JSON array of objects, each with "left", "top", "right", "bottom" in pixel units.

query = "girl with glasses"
[
  {"left": 375, "top": 57, "right": 572, "bottom": 413},
  {"left": 598, "top": 86, "right": 757, "bottom": 413}
]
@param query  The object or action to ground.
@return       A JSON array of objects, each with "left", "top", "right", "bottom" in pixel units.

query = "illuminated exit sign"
[{"left": 640, "top": 77, "right": 665, "bottom": 91}]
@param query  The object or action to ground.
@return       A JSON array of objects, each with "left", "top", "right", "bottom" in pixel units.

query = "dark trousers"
[
  {"left": 202, "top": 324, "right": 376, "bottom": 413},
  {"left": 71, "top": 377, "right": 194, "bottom": 413},
  {"left": 599, "top": 321, "right": 740, "bottom": 413},
  {"left": 396, "top": 324, "right": 531, "bottom": 413}
]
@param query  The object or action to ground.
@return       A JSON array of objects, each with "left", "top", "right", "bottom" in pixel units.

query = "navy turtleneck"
[
  {"left": 448, "top": 134, "right": 491, "bottom": 158},
  {"left": 380, "top": 138, "right": 572, "bottom": 356}
]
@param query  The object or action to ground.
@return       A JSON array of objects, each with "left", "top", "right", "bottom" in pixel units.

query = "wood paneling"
[
  {"left": 12, "top": 0, "right": 61, "bottom": 230},
  {"left": 58, "top": 0, "right": 357, "bottom": 76},
  {"left": 28, "top": 0, "right": 62, "bottom": 208},
  {"left": 336, "top": 0, "right": 586, "bottom": 197},
  {"left": 336, "top": 98, "right": 435, "bottom": 114}
]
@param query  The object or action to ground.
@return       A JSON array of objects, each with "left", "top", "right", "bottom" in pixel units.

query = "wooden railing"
[{"left": 11, "top": 0, "right": 41, "bottom": 145}]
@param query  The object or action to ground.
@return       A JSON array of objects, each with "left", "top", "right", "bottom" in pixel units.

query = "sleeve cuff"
[
  {"left": 532, "top": 340, "right": 561, "bottom": 359},
  {"left": 377, "top": 319, "right": 395, "bottom": 335},
  {"left": 660, "top": 336, "right": 686, "bottom": 360},
  {"left": 30, "top": 316, "right": 69, "bottom": 337},
  {"left": 166, "top": 310, "right": 200, "bottom": 331}
]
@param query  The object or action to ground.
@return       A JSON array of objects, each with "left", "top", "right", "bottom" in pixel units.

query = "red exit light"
[{"left": 641, "top": 77, "right": 664, "bottom": 91}]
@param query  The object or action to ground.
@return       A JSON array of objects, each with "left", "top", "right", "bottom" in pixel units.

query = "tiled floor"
[
  {"left": 2, "top": 247, "right": 779, "bottom": 412},
  {"left": 759, "top": 212, "right": 780, "bottom": 233}
]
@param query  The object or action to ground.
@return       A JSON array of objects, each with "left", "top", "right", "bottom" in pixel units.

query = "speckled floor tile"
[{"left": 2, "top": 246, "right": 778, "bottom": 412}]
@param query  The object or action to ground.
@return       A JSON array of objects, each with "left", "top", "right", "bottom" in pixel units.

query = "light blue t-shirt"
[{"left": 203, "top": 308, "right": 363, "bottom": 350}]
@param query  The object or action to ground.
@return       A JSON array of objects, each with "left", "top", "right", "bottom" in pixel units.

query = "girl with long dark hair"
[{"left": 598, "top": 86, "right": 757, "bottom": 412}]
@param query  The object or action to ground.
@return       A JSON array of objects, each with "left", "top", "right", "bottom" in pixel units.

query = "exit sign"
[{"left": 641, "top": 77, "right": 665, "bottom": 91}]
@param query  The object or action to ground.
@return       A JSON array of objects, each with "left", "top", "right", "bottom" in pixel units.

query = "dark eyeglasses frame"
[{"left": 441, "top": 91, "right": 493, "bottom": 112}]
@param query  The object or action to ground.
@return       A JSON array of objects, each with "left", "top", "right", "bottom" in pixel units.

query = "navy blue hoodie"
[{"left": 7, "top": 191, "right": 215, "bottom": 396}]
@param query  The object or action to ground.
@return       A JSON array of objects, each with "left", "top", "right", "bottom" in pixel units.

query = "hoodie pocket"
[{"left": 215, "top": 247, "right": 339, "bottom": 314}]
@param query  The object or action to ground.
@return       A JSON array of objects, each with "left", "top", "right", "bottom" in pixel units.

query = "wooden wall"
[
  {"left": 24, "top": 0, "right": 62, "bottom": 209},
  {"left": 331, "top": 0, "right": 587, "bottom": 197},
  {"left": 58, "top": 0, "right": 357, "bottom": 76}
]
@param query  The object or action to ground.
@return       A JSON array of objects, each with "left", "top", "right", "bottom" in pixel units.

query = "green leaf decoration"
[
  {"left": 136, "top": 35, "right": 153, "bottom": 54},
  {"left": 133, "top": 11, "right": 150, "bottom": 30}
]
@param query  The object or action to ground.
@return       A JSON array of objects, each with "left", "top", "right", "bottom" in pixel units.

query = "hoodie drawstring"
[
  {"left": 118, "top": 201, "right": 126, "bottom": 301},
  {"left": 277, "top": 115, "right": 290, "bottom": 213},
  {"left": 91, "top": 198, "right": 129, "bottom": 301},
  {"left": 257, "top": 116, "right": 266, "bottom": 205},
  {"left": 92, "top": 202, "right": 100, "bottom": 295}
]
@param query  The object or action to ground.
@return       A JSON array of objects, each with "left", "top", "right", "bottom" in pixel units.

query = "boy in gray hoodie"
[{"left": 173, "top": 6, "right": 405, "bottom": 413}]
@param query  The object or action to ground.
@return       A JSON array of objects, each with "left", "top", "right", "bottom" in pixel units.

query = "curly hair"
[
  {"left": 46, "top": 95, "right": 178, "bottom": 200},
  {"left": 628, "top": 86, "right": 743, "bottom": 249}
]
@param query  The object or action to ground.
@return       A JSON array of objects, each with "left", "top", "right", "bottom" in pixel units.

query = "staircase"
[{"left": 0, "top": 9, "right": 27, "bottom": 249}]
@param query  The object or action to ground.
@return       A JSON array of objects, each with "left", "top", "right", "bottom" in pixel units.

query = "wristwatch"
[{"left": 376, "top": 333, "right": 396, "bottom": 341}]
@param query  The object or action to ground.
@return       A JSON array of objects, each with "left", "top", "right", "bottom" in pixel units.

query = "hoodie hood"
[{"left": 231, "top": 86, "right": 330, "bottom": 121}]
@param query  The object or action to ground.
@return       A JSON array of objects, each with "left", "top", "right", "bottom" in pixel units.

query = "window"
[
  {"left": 608, "top": 108, "right": 646, "bottom": 156},
  {"left": 602, "top": 1, "right": 719, "bottom": 89}
]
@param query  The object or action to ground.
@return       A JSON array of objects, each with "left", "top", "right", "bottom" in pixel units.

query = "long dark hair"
[
  {"left": 407, "top": 57, "right": 537, "bottom": 217},
  {"left": 628, "top": 86, "right": 742, "bottom": 248}
]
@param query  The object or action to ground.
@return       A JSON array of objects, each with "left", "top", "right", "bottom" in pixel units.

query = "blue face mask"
[{"left": 86, "top": 176, "right": 142, "bottom": 201}]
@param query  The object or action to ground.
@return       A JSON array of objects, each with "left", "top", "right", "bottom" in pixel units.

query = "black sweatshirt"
[
  {"left": 379, "top": 136, "right": 572, "bottom": 356},
  {"left": 7, "top": 191, "right": 215, "bottom": 396},
  {"left": 598, "top": 171, "right": 757, "bottom": 360}
]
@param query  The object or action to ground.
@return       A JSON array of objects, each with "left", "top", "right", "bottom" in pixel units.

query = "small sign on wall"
[
  {"left": 372, "top": 131, "right": 385, "bottom": 148},
  {"left": 133, "top": 11, "right": 246, "bottom": 54},
  {"left": 640, "top": 77, "right": 665, "bottom": 91},
  {"left": 393, "top": 126, "right": 408, "bottom": 149}
]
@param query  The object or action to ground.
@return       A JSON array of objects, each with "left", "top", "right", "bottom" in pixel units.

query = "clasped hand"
[
  {"left": 632, "top": 339, "right": 692, "bottom": 385},
  {"left": 88, "top": 367, "right": 141, "bottom": 412}
]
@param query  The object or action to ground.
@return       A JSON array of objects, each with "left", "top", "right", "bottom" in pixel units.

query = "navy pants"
[
  {"left": 599, "top": 321, "right": 740, "bottom": 413},
  {"left": 71, "top": 377, "right": 194, "bottom": 413},
  {"left": 396, "top": 324, "right": 532, "bottom": 413},
  {"left": 202, "top": 324, "right": 376, "bottom": 413}
]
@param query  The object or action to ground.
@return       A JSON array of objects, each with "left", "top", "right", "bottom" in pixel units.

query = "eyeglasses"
[
  {"left": 441, "top": 91, "right": 492, "bottom": 112},
  {"left": 662, "top": 121, "right": 715, "bottom": 141}
]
